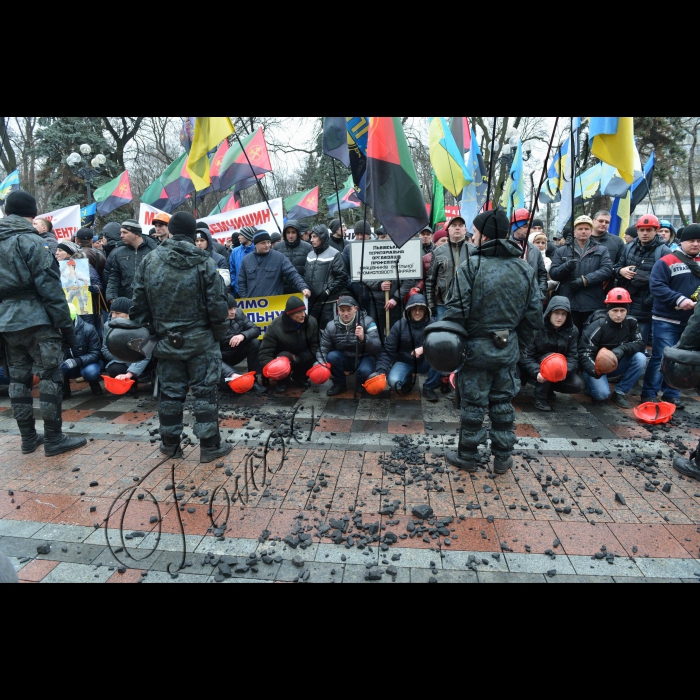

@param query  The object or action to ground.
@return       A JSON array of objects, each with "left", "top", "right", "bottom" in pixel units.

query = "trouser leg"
[
  {"left": 488, "top": 364, "right": 520, "bottom": 462},
  {"left": 457, "top": 369, "right": 491, "bottom": 456},
  {"left": 188, "top": 344, "right": 223, "bottom": 441},
  {"left": 157, "top": 358, "right": 187, "bottom": 441}
]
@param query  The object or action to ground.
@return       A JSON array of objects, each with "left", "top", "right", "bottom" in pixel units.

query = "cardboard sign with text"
[
  {"left": 200, "top": 198, "right": 284, "bottom": 244},
  {"left": 236, "top": 293, "right": 306, "bottom": 338},
  {"left": 37, "top": 205, "right": 81, "bottom": 241},
  {"left": 350, "top": 240, "right": 423, "bottom": 282},
  {"left": 139, "top": 203, "right": 169, "bottom": 233}
]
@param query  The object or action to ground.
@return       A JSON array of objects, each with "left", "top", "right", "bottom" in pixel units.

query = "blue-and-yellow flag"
[
  {"left": 186, "top": 117, "right": 235, "bottom": 192},
  {"left": 429, "top": 117, "right": 470, "bottom": 197},
  {"left": 0, "top": 169, "right": 20, "bottom": 201},
  {"left": 460, "top": 127, "right": 486, "bottom": 230},
  {"left": 501, "top": 141, "right": 524, "bottom": 219},
  {"left": 589, "top": 117, "right": 636, "bottom": 184},
  {"left": 609, "top": 192, "right": 631, "bottom": 237}
]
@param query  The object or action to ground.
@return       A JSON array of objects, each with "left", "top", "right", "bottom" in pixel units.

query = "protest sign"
[
  {"left": 350, "top": 240, "right": 423, "bottom": 282},
  {"left": 38, "top": 205, "right": 81, "bottom": 241},
  {"left": 139, "top": 203, "right": 168, "bottom": 233},
  {"left": 60, "top": 259, "right": 93, "bottom": 315},
  {"left": 200, "top": 198, "right": 284, "bottom": 244},
  {"left": 236, "top": 293, "right": 306, "bottom": 338}
]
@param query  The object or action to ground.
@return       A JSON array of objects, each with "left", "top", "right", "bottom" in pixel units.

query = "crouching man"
[
  {"left": 579, "top": 288, "right": 646, "bottom": 408},
  {"left": 219, "top": 296, "right": 265, "bottom": 394},
  {"left": 317, "top": 296, "right": 381, "bottom": 397},
  {"left": 520, "top": 296, "right": 583, "bottom": 412}
]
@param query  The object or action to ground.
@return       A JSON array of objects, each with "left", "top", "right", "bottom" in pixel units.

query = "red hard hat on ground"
[
  {"left": 511, "top": 208, "right": 531, "bottom": 225},
  {"left": 228, "top": 372, "right": 256, "bottom": 394},
  {"left": 263, "top": 357, "right": 292, "bottom": 381},
  {"left": 307, "top": 363, "right": 331, "bottom": 385},
  {"left": 604, "top": 288, "right": 632, "bottom": 305},
  {"left": 102, "top": 375, "right": 134, "bottom": 395},
  {"left": 363, "top": 374, "right": 387, "bottom": 395},
  {"left": 635, "top": 214, "right": 660, "bottom": 230},
  {"left": 634, "top": 401, "right": 676, "bottom": 424},
  {"left": 540, "top": 353, "right": 568, "bottom": 383}
]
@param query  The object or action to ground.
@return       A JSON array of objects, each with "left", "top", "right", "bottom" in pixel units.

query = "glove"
[
  {"left": 60, "top": 326, "right": 78, "bottom": 347},
  {"left": 61, "top": 359, "right": 78, "bottom": 371},
  {"left": 612, "top": 347, "right": 625, "bottom": 360},
  {"left": 567, "top": 259, "right": 577, "bottom": 271},
  {"left": 569, "top": 278, "right": 583, "bottom": 294}
]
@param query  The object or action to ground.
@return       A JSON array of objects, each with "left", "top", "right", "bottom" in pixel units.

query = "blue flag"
[
  {"left": 0, "top": 169, "right": 20, "bottom": 201},
  {"left": 460, "top": 128, "right": 487, "bottom": 230},
  {"left": 80, "top": 203, "right": 97, "bottom": 227},
  {"left": 323, "top": 117, "right": 350, "bottom": 167},
  {"left": 501, "top": 141, "right": 524, "bottom": 219},
  {"left": 630, "top": 151, "right": 656, "bottom": 213},
  {"left": 347, "top": 117, "right": 369, "bottom": 202}
]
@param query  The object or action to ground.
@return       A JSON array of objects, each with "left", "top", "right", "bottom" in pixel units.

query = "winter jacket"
[
  {"left": 130, "top": 238, "right": 230, "bottom": 360},
  {"left": 198, "top": 228, "right": 228, "bottom": 271},
  {"left": 329, "top": 234, "right": 346, "bottom": 253},
  {"left": 39, "top": 231, "right": 58, "bottom": 256},
  {"left": 259, "top": 312, "right": 320, "bottom": 369},
  {"left": 0, "top": 215, "right": 73, "bottom": 333},
  {"left": 212, "top": 239, "right": 231, "bottom": 262},
  {"left": 304, "top": 228, "right": 349, "bottom": 307},
  {"left": 102, "top": 319, "right": 150, "bottom": 376},
  {"left": 274, "top": 222, "right": 313, "bottom": 288},
  {"left": 376, "top": 295, "right": 435, "bottom": 375},
  {"left": 106, "top": 234, "right": 158, "bottom": 302},
  {"left": 614, "top": 235, "right": 671, "bottom": 322},
  {"left": 219, "top": 308, "right": 261, "bottom": 350},
  {"left": 64, "top": 315, "right": 103, "bottom": 368},
  {"left": 550, "top": 239, "right": 614, "bottom": 313},
  {"left": 591, "top": 232, "right": 625, "bottom": 266},
  {"left": 521, "top": 296, "right": 579, "bottom": 377},
  {"left": 317, "top": 311, "right": 381, "bottom": 364},
  {"left": 426, "top": 238, "right": 475, "bottom": 311},
  {"left": 513, "top": 237, "right": 549, "bottom": 298},
  {"left": 78, "top": 244, "right": 106, "bottom": 276},
  {"left": 238, "top": 249, "right": 308, "bottom": 299},
  {"left": 578, "top": 309, "right": 645, "bottom": 377},
  {"left": 443, "top": 239, "right": 544, "bottom": 369},
  {"left": 649, "top": 251, "right": 700, "bottom": 325},
  {"left": 422, "top": 242, "right": 435, "bottom": 256},
  {"left": 229, "top": 242, "right": 255, "bottom": 295},
  {"left": 678, "top": 301, "right": 700, "bottom": 350}
]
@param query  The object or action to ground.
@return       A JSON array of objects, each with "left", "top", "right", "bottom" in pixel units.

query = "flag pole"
[
  {"left": 485, "top": 118, "right": 498, "bottom": 210},
  {"left": 331, "top": 158, "right": 343, "bottom": 234},
  {"left": 233, "top": 130, "right": 282, "bottom": 235},
  {"left": 570, "top": 117, "right": 576, "bottom": 233},
  {"left": 642, "top": 149, "right": 657, "bottom": 216}
]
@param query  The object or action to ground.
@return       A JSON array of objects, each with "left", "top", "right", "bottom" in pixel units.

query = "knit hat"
[
  {"left": 196, "top": 220, "right": 210, "bottom": 231},
  {"left": 253, "top": 231, "right": 272, "bottom": 245},
  {"left": 354, "top": 221, "right": 372, "bottom": 236},
  {"left": 4, "top": 190, "right": 37, "bottom": 218},
  {"left": 329, "top": 218, "right": 342, "bottom": 234},
  {"left": 285, "top": 296, "right": 306, "bottom": 315},
  {"left": 681, "top": 224, "right": 700, "bottom": 242},
  {"left": 227, "top": 295, "right": 238, "bottom": 309},
  {"left": 298, "top": 222, "right": 310, "bottom": 235},
  {"left": 120, "top": 219, "right": 142, "bottom": 235},
  {"left": 337, "top": 296, "right": 357, "bottom": 308},
  {"left": 239, "top": 226, "right": 257, "bottom": 242},
  {"left": 434, "top": 230, "right": 448, "bottom": 243},
  {"left": 473, "top": 210, "right": 509, "bottom": 240},
  {"left": 659, "top": 219, "right": 676, "bottom": 234},
  {"left": 168, "top": 212, "right": 196, "bottom": 241},
  {"left": 625, "top": 225, "right": 638, "bottom": 240},
  {"left": 531, "top": 219, "right": 545, "bottom": 229},
  {"left": 76, "top": 227, "right": 94, "bottom": 241},
  {"left": 110, "top": 297, "right": 132, "bottom": 314},
  {"left": 271, "top": 232, "right": 282, "bottom": 244},
  {"left": 57, "top": 241, "right": 80, "bottom": 256}
]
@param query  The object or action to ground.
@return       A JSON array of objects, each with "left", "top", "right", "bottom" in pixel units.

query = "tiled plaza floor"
[{"left": 1, "top": 374, "right": 699, "bottom": 584}]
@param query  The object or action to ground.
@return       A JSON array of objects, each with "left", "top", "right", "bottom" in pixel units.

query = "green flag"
[{"left": 430, "top": 172, "right": 445, "bottom": 230}]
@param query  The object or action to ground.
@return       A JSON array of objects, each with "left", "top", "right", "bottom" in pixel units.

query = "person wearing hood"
[
  {"left": 275, "top": 220, "right": 313, "bottom": 291},
  {"left": 511, "top": 210, "right": 549, "bottom": 300},
  {"left": 658, "top": 220, "right": 679, "bottom": 251},
  {"left": 442, "top": 210, "right": 543, "bottom": 475},
  {"left": 229, "top": 226, "right": 258, "bottom": 296},
  {"left": 305, "top": 224, "right": 349, "bottom": 330},
  {"left": 106, "top": 219, "right": 158, "bottom": 304},
  {"left": 238, "top": 231, "right": 311, "bottom": 299},
  {"left": 61, "top": 308, "right": 104, "bottom": 398},
  {"left": 130, "top": 212, "right": 232, "bottom": 464},
  {"left": 329, "top": 219, "right": 347, "bottom": 252},
  {"left": 614, "top": 214, "right": 671, "bottom": 345},
  {"left": 374, "top": 294, "right": 443, "bottom": 402},
  {"left": 520, "top": 296, "right": 583, "bottom": 412},
  {"left": 195, "top": 223, "right": 231, "bottom": 291},
  {"left": 197, "top": 220, "right": 231, "bottom": 262}
]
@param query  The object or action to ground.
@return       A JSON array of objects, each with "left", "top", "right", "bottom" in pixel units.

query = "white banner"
[
  {"left": 200, "top": 198, "right": 284, "bottom": 245},
  {"left": 350, "top": 240, "right": 423, "bottom": 282},
  {"left": 139, "top": 203, "right": 169, "bottom": 234},
  {"left": 37, "top": 205, "right": 81, "bottom": 241}
]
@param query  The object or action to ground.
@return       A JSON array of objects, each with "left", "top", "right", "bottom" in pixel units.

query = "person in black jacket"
[
  {"left": 61, "top": 311, "right": 104, "bottom": 398},
  {"left": 550, "top": 215, "right": 614, "bottom": 333},
  {"left": 614, "top": 216, "right": 670, "bottom": 344},
  {"left": 420, "top": 226, "right": 435, "bottom": 255},
  {"left": 274, "top": 221, "right": 313, "bottom": 291},
  {"left": 106, "top": 220, "right": 158, "bottom": 304},
  {"left": 219, "top": 296, "right": 265, "bottom": 394},
  {"left": 196, "top": 220, "right": 231, "bottom": 262},
  {"left": 511, "top": 210, "right": 549, "bottom": 299},
  {"left": 591, "top": 209, "right": 625, "bottom": 265},
  {"left": 305, "top": 224, "right": 349, "bottom": 330},
  {"left": 579, "top": 291, "right": 646, "bottom": 408},
  {"left": 329, "top": 219, "right": 347, "bottom": 252},
  {"left": 520, "top": 296, "right": 583, "bottom": 412}
]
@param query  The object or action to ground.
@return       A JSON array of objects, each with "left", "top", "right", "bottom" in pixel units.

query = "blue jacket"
[
  {"left": 65, "top": 315, "right": 103, "bottom": 368},
  {"left": 650, "top": 251, "right": 700, "bottom": 325},
  {"left": 238, "top": 249, "right": 307, "bottom": 298},
  {"left": 229, "top": 242, "right": 255, "bottom": 294}
]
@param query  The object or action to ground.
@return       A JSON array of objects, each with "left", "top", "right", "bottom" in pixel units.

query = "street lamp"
[{"left": 66, "top": 144, "right": 107, "bottom": 205}]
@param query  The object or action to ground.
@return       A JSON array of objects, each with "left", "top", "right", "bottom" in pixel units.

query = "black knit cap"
[
  {"left": 285, "top": 296, "right": 306, "bottom": 314},
  {"left": 4, "top": 190, "right": 37, "bottom": 218},
  {"left": 168, "top": 212, "right": 197, "bottom": 241},
  {"left": 681, "top": 224, "right": 700, "bottom": 242},
  {"left": 227, "top": 295, "right": 238, "bottom": 309},
  {"left": 120, "top": 219, "right": 142, "bottom": 235},
  {"left": 253, "top": 230, "right": 272, "bottom": 245},
  {"left": 532, "top": 219, "right": 545, "bottom": 229},
  {"left": 110, "top": 297, "right": 132, "bottom": 314},
  {"left": 625, "top": 225, "right": 638, "bottom": 240},
  {"left": 354, "top": 221, "right": 372, "bottom": 235},
  {"left": 473, "top": 210, "right": 509, "bottom": 240},
  {"left": 329, "top": 218, "right": 342, "bottom": 234}
]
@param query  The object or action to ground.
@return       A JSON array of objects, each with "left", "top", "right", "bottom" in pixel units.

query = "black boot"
[
  {"left": 44, "top": 419, "right": 87, "bottom": 457},
  {"left": 493, "top": 455, "right": 514, "bottom": 475},
  {"left": 673, "top": 450, "right": 700, "bottom": 481},
  {"left": 200, "top": 435, "right": 233, "bottom": 464},
  {"left": 446, "top": 451, "right": 480, "bottom": 472},
  {"left": 533, "top": 384, "right": 552, "bottom": 412},
  {"left": 89, "top": 381, "right": 103, "bottom": 396},
  {"left": 160, "top": 436, "right": 183, "bottom": 458},
  {"left": 17, "top": 419, "right": 44, "bottom": 455}
]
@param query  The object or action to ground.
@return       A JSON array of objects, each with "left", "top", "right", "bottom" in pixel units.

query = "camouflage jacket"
[
  {"left": 443, "top": 238, "right": 544, "bottom": 369},
  {"left": 0, "top": 215, "right": 73, "bottom": 333}
]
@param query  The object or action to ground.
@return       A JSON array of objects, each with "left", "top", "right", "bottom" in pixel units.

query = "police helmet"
[
  {"left": 105, "top": 318, "right": 152, "bottom": 364},
  {"left": 662, "top": 346, "right": 700, "bottom": 392},
  {"left": 423, "top": 321, "right": 469, "bottom": 374}
]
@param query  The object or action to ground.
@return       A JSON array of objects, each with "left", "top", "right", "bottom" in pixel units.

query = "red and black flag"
[
  {"left": 93, "top": 171, "right": 132, "bottom": 216},
  {"left": 285, "top": 187, "right": 319, "bottom": 220},
  {"left": 217, "top": 128, "right": 272, "bottom": 192},
  {"left": 365, "top": 117, "right": 429, "bottom": 248}
]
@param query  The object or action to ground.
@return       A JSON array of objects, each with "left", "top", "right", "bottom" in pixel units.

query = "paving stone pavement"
[{"left": 1, "top": 373, "right": 700, "bottom": 584}]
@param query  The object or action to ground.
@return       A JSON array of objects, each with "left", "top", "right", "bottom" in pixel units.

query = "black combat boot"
[
  {"left": 44, "top": 419, "right": 87, "bottom": 457},
  {"left": 160, "top": 436, "right": 183, "bottom": 458},
  {"left": 533, "top": 384, "right": 552, "bottom": 412},
  {"left": 89, "top": 381, "right": 103, "bottom": 396},
  {"left": 200, "top": 435, "right": 233, "bottom": 464},
  {"left": 673, "top": 450, "right": 700, "bottom": 481},
  {"left": 17, "top": 419, "right": 44, "bottom": 455},
  {"left": 446, "top": 451, "right": 480, "bottom": 473},
  {"left": 493, "top": 455, "right": 514, "bottom": 475}
]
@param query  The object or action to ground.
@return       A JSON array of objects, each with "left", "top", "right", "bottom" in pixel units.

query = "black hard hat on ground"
[
  {"left": 662, "top": 346, "right": 700, "bottom": 392},
  {"left": 105, "top": 318, "right": 152, "bottom": 364},
  {"left": 423, "top": 321, "right": 469, "bottom": 374}
]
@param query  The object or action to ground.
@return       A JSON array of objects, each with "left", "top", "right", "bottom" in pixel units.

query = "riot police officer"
[
  {"left": 130, "top": 212, "right": 231, "bottom": 463},
  {"left": 0, "top": 191, "right": 87, "bottom": 456}
]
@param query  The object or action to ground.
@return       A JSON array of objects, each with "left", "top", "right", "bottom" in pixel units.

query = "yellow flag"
[
  {"left": 186, "top": 117, "right": 235, "bottom": 192},
  {"left": 591, "top": 116, "right": 635, "bottom": 184},
  {"left": 429, "top": 117, "right": 470, "bottom": 197}
]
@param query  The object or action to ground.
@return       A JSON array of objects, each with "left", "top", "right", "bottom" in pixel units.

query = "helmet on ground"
[
  {"left": 424, "top": 321, "right": 469, "bottom": 374},
  {"left": 228, "top": 372, "right": 257, "bottom": 394},
  {"left": 662, "top": 346, "right": 700, "bottom": 391},
  {"left": 635, "top": 214, "right": 660, "bottom": 230},
  {"left": 363, "top": 374, "right": 387, "bottom": 395},
  {"left": 634, "top": 402, "right": 676, "bottom": 425},
  {"left": 307, "top": 363, "right": 331, "bottom": 385},
  {"left": 540, "top": 353, "right": 568, "bottom": 384},
  {"left": 102, "top": 375, "right": 135, "bottom": 395},
  {"left": 510, "top": 208, "right": 531, "bottom": 225},
  {"left": 263, "top": 356, "right": 292, "bottom": 381},
  {"left": 105, "top": 318, "right": 151, "bottom": 364},
  {"left": 595, "top": 348, "right": 619, "bottom": 375},
  {"left": 604, "top": 288, "right": 632, "bottom": 305}
]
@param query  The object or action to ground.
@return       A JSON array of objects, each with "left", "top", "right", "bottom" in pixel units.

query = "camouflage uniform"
[
  {"left": 444, "top": 238, "right": 543, "bottom": 469},
  {"left": 130, "top": 238, "right": 229, "bottom": 444}
]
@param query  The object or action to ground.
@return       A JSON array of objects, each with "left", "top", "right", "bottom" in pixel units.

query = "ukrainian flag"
[
  {"left": 589, "top": 117, "right": 636, "bottom": 184},
  {"left": 0, "top": 169, "right": 20, "bottom": 201},
  {"left": 609, "top": 192, "right": 631, "bottom": 237},
  {"left": 429, "top": 117, "right": 470, "bottom": 197}
]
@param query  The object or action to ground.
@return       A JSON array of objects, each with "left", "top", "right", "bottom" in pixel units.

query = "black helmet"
[
  {"left": 662, "top": 346, "right": 700, "bottom": 391},
  {"left": 105, "top": 318, "right": 152, "bottom": 364},
  {"left": 424, "top": 321, "right": 469, "bottom": 374}
]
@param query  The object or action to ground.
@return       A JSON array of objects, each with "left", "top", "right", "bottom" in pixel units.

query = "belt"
[{"left": 1, "top": 291, "right": 39, "bottom": 302}]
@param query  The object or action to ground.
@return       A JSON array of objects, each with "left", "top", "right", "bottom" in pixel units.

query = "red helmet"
[
  {"left": 540, "top": 354, "right": 568, "bottom": 384},
  {"left": 604, "top": 287, "right": 632, "bottom": 305},
  {"left": 363, "top": 374, "right": 387, "bottom": 395},
  {"left": 635, "top": 214, "right": 660, "bottom": 230},
  {"left": 307, "top": 363, "right": 331, "bottom": 385},
  {"left": 511, "top": 208, "right": 531, "bottom": 225},
  {"left": 228, "top": 372, "right": 256, "bottom": 394},
  {"left": 102, "top": 375, "right": 134, "bottom": 395},
  {"left": 262, "top": 357, "right": 292, "bottom": 381}
]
